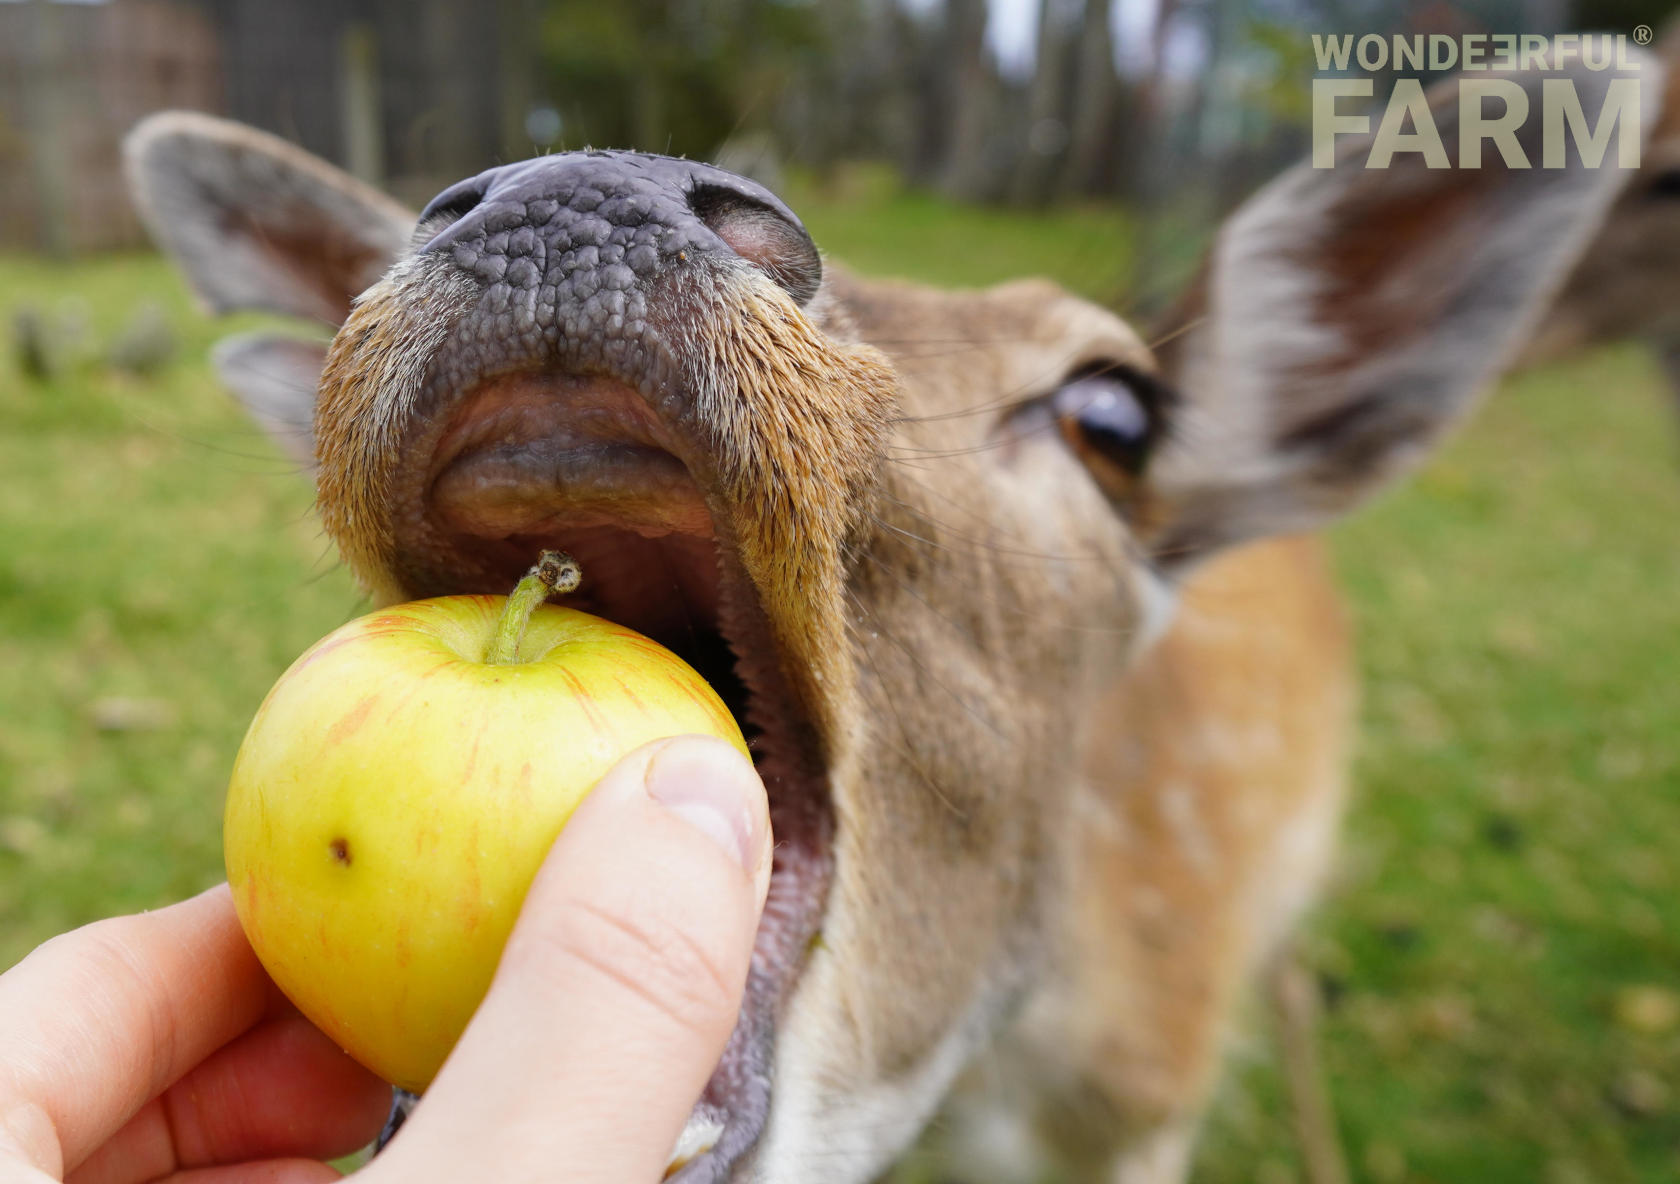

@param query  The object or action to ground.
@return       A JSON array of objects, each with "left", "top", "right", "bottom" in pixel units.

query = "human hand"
[{"left": 0, "top": 735, "right": 771, "bottom": 1183}]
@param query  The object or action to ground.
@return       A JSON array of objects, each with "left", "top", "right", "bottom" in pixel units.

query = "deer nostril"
[
  {"left": 418, "top": 177, "right": 488, "bottom": 229},
  {"left": 687, "top": 183, "right": 822, "bottom": 307}
]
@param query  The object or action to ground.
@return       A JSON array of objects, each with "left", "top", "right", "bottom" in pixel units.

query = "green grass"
[
  {"left": 1, "top": 177, "right": 1677, "bottom": 1182},
  {"left": 783, "top": 165, "right": 1138, "bottom": 307},
  {"left": 0, "top": 255, "right": 363, "bottom": 953}
]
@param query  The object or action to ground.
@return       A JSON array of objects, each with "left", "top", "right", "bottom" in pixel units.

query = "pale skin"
[{"left": 0, "top": 735, "right": 771, "bottom": 1184}]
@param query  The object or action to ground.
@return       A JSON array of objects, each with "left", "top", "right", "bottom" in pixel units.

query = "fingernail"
[{"left": 644, "top": 737, "right": 765, "bottom": 873}]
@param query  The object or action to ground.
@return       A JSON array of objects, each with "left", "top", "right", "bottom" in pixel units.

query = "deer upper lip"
[
  {"left": 432, "top": 439, "right": 714, "bottom": 547},
  {"left": 396, "top": 367, "right": 835, "bottom": 1182},
  {"left": 424, "top": 371, "right": 706, "bottom": 528}
]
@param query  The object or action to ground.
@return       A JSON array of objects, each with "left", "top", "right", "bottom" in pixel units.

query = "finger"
[
  {"left": 0, "top": 886, "right": 273, "bottom": 1178},
  {"left": 155, "top": 1160, "right": 344, "bottom": 1183},
  {"left": 67, "top": 1013, "right": 387, "bottom": 1184},
  {"left": 368, "top": 735, "right": 771, "bottom": 1184}
]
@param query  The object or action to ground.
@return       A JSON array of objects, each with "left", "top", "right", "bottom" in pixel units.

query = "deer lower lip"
[{"left": 406, "top": 372, "right": 834, "bottom": 1181}]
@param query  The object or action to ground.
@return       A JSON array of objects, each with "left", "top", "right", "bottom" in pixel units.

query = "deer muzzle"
[{"left": 311, "top": 150, "right": 899, "bottom": 1181}]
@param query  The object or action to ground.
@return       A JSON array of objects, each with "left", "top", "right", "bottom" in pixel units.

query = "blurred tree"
[
  {"left": 936, "top": 0, "right": 1007, "bottom": 201},
  {"left": 1062, "top": 0, "right": 1124, "bottom": 197},
  {"left": 1572, "top": 0, "right": 1679, "bottom": 35},
  {"left": 1008, "top": 0, "right": 1078, "bottom": 205},
  {"left": 534, "top": 0, "right": 822, "bottom": 159}
]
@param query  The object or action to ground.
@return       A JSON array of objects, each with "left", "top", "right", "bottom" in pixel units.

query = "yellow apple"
[{"left": 223, "top": 557, "right": 747, "bottom": 1093}]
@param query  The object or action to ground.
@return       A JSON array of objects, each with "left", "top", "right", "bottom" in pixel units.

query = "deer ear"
[
  {"left": 126, "top": 112, "right": 415, "bottom": 472},
  {"left": 1144, "top": 57, "right": 1660, "bottom": 571},
  {"left": 124, "top": 111, "right": 414, "bottom": 326},
  {"left": 211, "top": 333, "right": 327, "bottom": 470}
]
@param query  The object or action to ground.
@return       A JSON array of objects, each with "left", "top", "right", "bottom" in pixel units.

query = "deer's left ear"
[{"left": 1143, "top": 55, "right": 1660, "bottom": 571}]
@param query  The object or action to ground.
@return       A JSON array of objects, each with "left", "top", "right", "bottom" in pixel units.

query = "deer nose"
[{"left": 416, "top": 151, "right": 821, "bottom": 311}]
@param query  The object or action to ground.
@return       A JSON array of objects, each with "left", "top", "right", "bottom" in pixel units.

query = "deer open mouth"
[{"left": 391, "top": 366, "right": 834, "bottom": 1181}]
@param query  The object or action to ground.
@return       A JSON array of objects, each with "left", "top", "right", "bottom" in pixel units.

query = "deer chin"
[{"left": 390, "top": 370, "right": 836, "bottom": 1182}]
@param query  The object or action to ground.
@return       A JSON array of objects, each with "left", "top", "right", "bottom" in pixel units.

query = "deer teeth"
[{"left": 663, "top": 1115, "right": 724, "bottom": 1178}]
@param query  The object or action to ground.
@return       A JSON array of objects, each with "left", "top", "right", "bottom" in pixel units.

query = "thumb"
[{"left": 365, "top": 734, "right": 771, "bottom": 1184}]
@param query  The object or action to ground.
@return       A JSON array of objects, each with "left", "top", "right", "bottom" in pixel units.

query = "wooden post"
[
  {"left": 22, "top": 0, "right": 72, "bottom": 256},
  {"left": 340, "top": 22, "right": 385, "bottom": 187}
]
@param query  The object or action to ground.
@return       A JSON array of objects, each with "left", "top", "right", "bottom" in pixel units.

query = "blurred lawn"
[{"left": 1, "top": 177, "right": 1677, "bottom": 1183}]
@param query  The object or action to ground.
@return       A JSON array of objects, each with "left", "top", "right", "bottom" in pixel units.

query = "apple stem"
[{"left": 485, "top": 550, "right": 583, "bottom": 665}]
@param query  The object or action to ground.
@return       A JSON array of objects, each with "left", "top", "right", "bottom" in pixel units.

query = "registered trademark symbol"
[{"left": 1633, "top": 24, "right": 1654, "bottom": 45}]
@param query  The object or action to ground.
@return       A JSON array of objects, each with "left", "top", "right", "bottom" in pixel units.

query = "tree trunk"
[
  {"left": 937, "top": 0, "right": 997, "bottom": 203},
  {"left": 1007, "top": 0, "right": 1077, "bottom": 206},
  {"left": 1061, "top": 0, "right": 1119, "bottom": 197}
]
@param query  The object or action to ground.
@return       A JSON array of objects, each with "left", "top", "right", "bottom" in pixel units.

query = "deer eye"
[{"left": 1051, "top": 365, "right": 1167, "bottom": 477}]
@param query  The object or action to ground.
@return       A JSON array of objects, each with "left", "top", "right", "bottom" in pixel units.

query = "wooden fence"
[{"left": 0, "top": 0, "right": 222, "bottom": 252}]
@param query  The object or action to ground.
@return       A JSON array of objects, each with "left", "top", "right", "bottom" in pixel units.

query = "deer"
[{"left": 123, "top": 53, "right": 1657, "bottom": 1184}]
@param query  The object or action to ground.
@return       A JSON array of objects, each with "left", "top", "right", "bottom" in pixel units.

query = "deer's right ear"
[
  {"left": 125, "top": 111, "right": 416, "bottom": 469},
  {"left": 125, "top": 111, "right": 414, "bottom": 324},
  {"left": 1143, "top": 57, "right": 1659, "bottom": 572}
]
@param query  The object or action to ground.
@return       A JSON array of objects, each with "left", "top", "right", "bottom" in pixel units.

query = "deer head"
[{"left": 127, "top": 55, "right": 1654, "bottom": 1183}]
